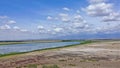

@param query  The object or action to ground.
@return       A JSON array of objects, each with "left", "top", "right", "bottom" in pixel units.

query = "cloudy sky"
[{"left": 0, "top": 0, "right": 120, "bottom": 40}]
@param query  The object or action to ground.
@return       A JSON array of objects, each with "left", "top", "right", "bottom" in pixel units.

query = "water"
[{"left": 0, "top": 42, "right": 80, "bottom": 54}]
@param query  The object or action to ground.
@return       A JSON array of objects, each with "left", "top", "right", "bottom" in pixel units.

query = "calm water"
[{"left": 0, "top": 42, "right": 80, "bottom": 54}]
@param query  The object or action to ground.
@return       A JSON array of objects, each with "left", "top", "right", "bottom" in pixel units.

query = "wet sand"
[{"left": 0, "top": 40, "right": 120, "bottom": 68}]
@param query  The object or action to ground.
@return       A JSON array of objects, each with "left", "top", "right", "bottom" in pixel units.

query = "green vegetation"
[
  {"left": 27, "top": 64, "right": 37, "bottom": 68},
  {"left": 16, "top": 64, "right": 37, "bottom": 68},
  {"left": 0, "top": 42, "right": 30, "bottom": 45},
  {"left": 80, "top": 59, "right": 98, "bottom": 62},
  {"left": 68, "top": 64, "right": 76, "bottom": 66},
  {"left": 42, "top": 65, "right": 59, "bottom": 68},
  {"left": 80, "top": 40, "right": 93, "bottom": 44},
  {"left": 0, "top": 40, "right": 62, "bottom": 46},
  {"left": 0, "top": 52, "right": 27, "bottom": 57},
  {"left": 58, "top": 59, "right": 67, "bottom": 62}
]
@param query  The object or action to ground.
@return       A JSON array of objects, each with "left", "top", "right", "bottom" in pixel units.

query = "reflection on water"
[{"left": 0, "top": 42, "right": 80, "bottom": 54}]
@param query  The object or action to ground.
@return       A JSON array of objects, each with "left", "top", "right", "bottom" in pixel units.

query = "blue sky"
[{"left": 0, "top": 0, "right": 120, "bottom": 40}]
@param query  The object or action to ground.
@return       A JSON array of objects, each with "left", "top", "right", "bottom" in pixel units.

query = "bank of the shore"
[
  {"left": 0, "top": 40, "right": 120, "bottom": 68},
  {"left": 0, "top": 40, "right": 92, "bottom": 57}
]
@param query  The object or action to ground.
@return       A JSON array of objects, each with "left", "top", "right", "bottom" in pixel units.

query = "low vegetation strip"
[
  {"left": 0, "top": 52, "right": 28, "bottom": 57},
  {"left": 0, "top": 40, "right": 62, "bottom": 45},
  {"left": 42, "top": 65, "right": 59, "bottom": 68},
  {"left": 0, "top": 42, "right": 30, "bottom": 45}
]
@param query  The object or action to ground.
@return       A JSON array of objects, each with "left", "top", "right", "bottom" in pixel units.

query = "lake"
[{"left": 0, "top": 42, "right": 80, "bottom": 54}]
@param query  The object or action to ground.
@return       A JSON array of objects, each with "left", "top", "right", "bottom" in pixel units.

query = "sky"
[{"left": 0, "top": 0, "right": 120, "bottom": 40}]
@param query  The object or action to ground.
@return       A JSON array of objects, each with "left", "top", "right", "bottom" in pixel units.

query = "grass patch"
[
  {"left": 16, "top": 64, "right": 38, "bottom": 68},
  {"left": 80, "top": 40, "right": 93, "bottom": 44},
  {"left": 59, "top": 59, "right": 67, "bottom": 62},
  {"left": 80, "top": 59, "right": 98, "bottom": 62},
  {"left": 27, "top": 64, "right": 37, "bottom": 68},
  {"left": 0, "top": 52, "right": 27, "bottom": 57},
  {"left": 42, "top": 65, "right": 59, "bottom": 68},
  {"left": 0, "top": 42, "right": 30, "bottom": 45},
  {"left": 68, "top": 64, "right": 76, "bottom": 66}
]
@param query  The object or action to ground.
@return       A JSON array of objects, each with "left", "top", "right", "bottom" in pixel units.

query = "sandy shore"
[{"left": 0, "top": 41, "right": 120, "bottom": 68}]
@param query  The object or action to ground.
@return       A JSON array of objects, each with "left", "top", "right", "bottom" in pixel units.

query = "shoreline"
[
  {"left": 0, "top": 40, "right": 120, "bottom": 68},
  {"left": 0, "top": 40, "right": 117, "bottom": 58},
  {"left": 0, "top": 40, "right": 93, "bottom": 57}
]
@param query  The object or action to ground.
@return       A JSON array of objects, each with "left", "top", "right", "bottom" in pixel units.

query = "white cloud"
[
  {"left": 55, "top": 13, "right": 92, "bottom": 34},
  {"left": 0, "top": 16, "right": 8, "bottom": 19},
  {"left": 0, "top": 16, "right": 16, "bottom": 24},
  {"left": 61, "top": 18, "right": 70, "bottom": 22},
  {"left": 13, "top": 26, "right": 20, "bottom": 30},
  {"left": 47, "top": 16, "right": 53, "bottom": 20},
  {"left": 54, "top": 27, "right": 63, "bottom": 33},
  {"left": 46, "top": 16, "right": 59, "bottom": 21},
  {"left": 59, "top": 13, "right": 68, "bottom": 17},
  {"left": 83, "top": 2, "right": 113, "bottom": 16},
  {"left": 97, "top": 24, "right": 120, "bottom": 34},
  {"left": 73, "top": 23, "right": 86, "bottom": 29},
  {"left": 0, "top": 24, "right": 11, "bottom": 30},
  {"left": 84, "top": 0, "right": 120, "bottom": 22},
  {"left": 37, "top": 25, "right": 44, "bottom": 30},
  {"left": 59, "top": 13, "right": 70, "bottom": 22},
  {"left": 0, "top": 16, "right": 37, "bottom": 40},
  {"left": 63, "top": 7, "right": 70, "bottom": 11},
  {"left": 102, "top": 12, "right": 120, "bottom": 22},
  {"left": 56, "top": 13, "right": 92, "bottom": 34},
  {"left": 37, "top": 5, "right": 120, "bottom": 36},
  {"left": 40, "top": 8, "right": 120, "bottom": 36},
  {"left": 7, "top": 20, "right": 16, "bottom": 24},
  {"left": 74, "top": 15, "right": 83, "bottom": 21},
  {"left": 13, "top": 26, "right": 30, "bottom": 33},
  {"left": 37, "top": 25, "right": 48, "bottom": 34},
  {"left": 20, "top": 29, "right": 28, "bottom": 32}
]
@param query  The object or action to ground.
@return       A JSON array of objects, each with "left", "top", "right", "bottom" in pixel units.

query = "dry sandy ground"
[{"left": 0, "top": 41, "right": 120, "bottom": 68}]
